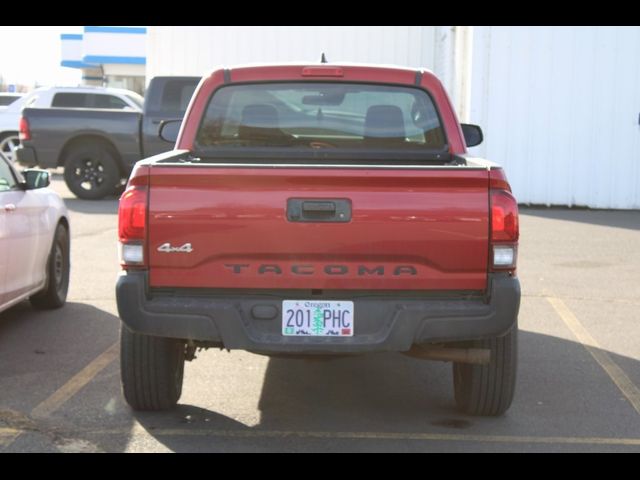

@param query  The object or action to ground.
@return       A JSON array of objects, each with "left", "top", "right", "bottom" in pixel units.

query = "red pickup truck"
[{"left": 116, "top": 64, "right": 520, "bottom": 416}]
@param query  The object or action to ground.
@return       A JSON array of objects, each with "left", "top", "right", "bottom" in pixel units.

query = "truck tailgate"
[{"left": 147, "top": 166, "right": 489, "bottom": 291}]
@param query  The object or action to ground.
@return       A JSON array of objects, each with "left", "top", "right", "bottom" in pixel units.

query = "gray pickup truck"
[{"left": 17, "top": 76, "right": 200, "bottom": 199}]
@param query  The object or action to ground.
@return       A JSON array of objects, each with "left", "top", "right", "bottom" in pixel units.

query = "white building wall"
[
  {"left": 147, "top": 26, "right": 475, "bottom": 129},
  {"left": 469, "top": 26, "right": 640, "bottom": 209},
  {"left": 60, "top": 36, "right": 83, "bottom": 63},
  {"left": 147, "top": 26, "right": 437, "bottom": 80},
  {"left": 83, "top": 28, "right": 146, "bottom": 62},
  {"left": 102, "top": 64, "right": 145, "bottom": 77}
]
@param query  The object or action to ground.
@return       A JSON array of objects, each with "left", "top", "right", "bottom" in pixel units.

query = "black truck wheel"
[
  {"left": 453, "top": 324, "right": 517, "bottom": 416},
  {"left": 120, "top": 325, "right": 186, "bottom": 411},
  {"left": 63, "top": 143, "right": 121, "bottom": 200},
  {"left": 30, "top": 223, "right": 70, "bottom": 310}
]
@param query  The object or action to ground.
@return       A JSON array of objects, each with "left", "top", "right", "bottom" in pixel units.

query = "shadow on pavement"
[
  {"left": 130, "top": 330, "right": 640, "bottom": 452},
  {"left": 48, "top": 172, "right": 120, "bottom": 214},
  {"left": 0, "top": 301, "right": 131, "bottom": 453},
  {"left": 521, "top": 207, "right": 640, "bottom": 231},
  {"left": 3, "top": 300, "right": 638, "bottom": 451}
]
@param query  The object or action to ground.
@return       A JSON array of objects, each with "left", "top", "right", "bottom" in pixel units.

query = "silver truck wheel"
[{"left": 0, "top": 133, "right": 20, "bottom": 165}]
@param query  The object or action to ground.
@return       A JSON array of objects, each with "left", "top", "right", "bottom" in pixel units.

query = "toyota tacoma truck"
[
  {"left": 116, "top": 64, "right": 520, "bottom": 416},
  {"left": 16, "top": 77, "right": 199, "bottom": 199}
]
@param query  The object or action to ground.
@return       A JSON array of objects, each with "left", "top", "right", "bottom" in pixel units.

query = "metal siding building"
[
  {"left": 147, "top": 26, "right": 437, "bottom": 78},
  {"left": 146, "top": 26, "right": 640, "bottom": 209},
  {"left": 468, "top": 26, "right": 640, "bottom": 209}
]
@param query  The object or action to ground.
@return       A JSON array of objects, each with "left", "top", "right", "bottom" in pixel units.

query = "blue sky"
[{"left": 0, "top": 26, "right": 82, "bottom": 88}]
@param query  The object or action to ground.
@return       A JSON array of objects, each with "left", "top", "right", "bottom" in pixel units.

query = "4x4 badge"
[{"left": 157, "top": 243, "right": 193, "bottom": 253}]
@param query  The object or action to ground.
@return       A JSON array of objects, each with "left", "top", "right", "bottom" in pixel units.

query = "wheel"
[
  {"left": 30, "top": 223, "right": 70, "bottom": 310},
  {"left": 0, "top": 132, "right": 20, "bottom": 165},
  {"left": 120, "top": 325, "right": 186, "bottom": 411},
  {"left": 62, "top": 143, "right": 120, "bottom": 199},
  {"left": 452, "top": 324, "right": 517, "bottom": 416}
]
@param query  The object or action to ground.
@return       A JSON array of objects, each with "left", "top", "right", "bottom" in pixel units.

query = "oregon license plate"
[{"left": 282, "top": 300, "right": 354, "bottom": 337}]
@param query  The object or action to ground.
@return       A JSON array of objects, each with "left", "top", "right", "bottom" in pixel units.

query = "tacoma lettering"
[{"left": 223, "top": 264, "right": 418, "bottom": 276}]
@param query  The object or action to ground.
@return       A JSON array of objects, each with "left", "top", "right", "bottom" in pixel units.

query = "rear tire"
[
  {"left": 120, "top": 325, "right": 186, "bottom": 411},
  {"left": 30, "top": 223, "right": 70, "bottom": 310},
  {"left": 63, "top": 143, "right": 120, "bottom": 200},
  {"left": 453, "top": 324, "right": 518, "bottom": 416}
]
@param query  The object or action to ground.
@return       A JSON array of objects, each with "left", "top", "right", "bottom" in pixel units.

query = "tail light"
[
  {"left": 118, "top": 172, "right": 148, "bottom": 268},
  {"left": 491, "top": 190, "right": 519, "bottom": 242},
  {"left": 490, "top": 188, "right": 519, "bottom": 271},
  {"left": 19, "top": 116, "right": 31, "bottom": 141}
]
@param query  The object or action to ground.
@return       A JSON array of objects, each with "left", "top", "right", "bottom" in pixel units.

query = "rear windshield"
[
  {"left": 160, "top": 80, "right": 197, "bottom": 114},
  {"left": 195, "top": 82, "right": 447, "bottom": 159}
]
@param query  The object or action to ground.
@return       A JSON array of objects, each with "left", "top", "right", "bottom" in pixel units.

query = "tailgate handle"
[
  {"left": 302, "top": 201, "right": 336, "bottom": 213},
  {"left": 287, "top": 198, "right": 351, "bottom": 223}
]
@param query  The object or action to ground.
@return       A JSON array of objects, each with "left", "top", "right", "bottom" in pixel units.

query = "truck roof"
[
  {"left": 178, "top": 62, "right": 465, "bottom": 154},
  {"left": 41, "top": 85, "right": 139, "bottom": 95},
  {"left": 202, "top": 62, "right": 438, "bottom": 86}
]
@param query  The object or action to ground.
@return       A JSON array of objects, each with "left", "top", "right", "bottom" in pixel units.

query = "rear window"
[
  {"left": 159, "top": 80, "right": 198, "bottom": 114},
  {"left": 195, "top": 82, "right": 447, "bottom": 157},
  {"left": 52, "top": 93, "right": 89, "bottom": 108},
  {"left": 52, "top": 93, "right": 131, "bottom": 109},
  {"left": 92, "top": 94, "right": 129, "bottom": 109}
]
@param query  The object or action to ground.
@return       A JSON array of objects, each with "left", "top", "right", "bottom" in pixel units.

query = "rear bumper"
[{"left": 116, "top": 272, "right": 520, "bottom": 354}]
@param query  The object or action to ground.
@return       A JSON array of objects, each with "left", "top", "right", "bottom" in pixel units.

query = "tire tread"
[
  {"left": 120, "top": 325, "right": 185, "bottom": 411},
  {"left": 453, "top": 325, "right": 517, "bottom": 416}
]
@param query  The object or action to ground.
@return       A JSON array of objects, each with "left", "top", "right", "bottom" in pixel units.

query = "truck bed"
[{"left": 20, "top": 107, "right": 142, "bottom": 169}]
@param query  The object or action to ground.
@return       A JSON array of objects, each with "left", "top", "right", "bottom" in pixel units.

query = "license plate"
[{"left": 282, "top": 300, "right": 354, "bottom": 337}]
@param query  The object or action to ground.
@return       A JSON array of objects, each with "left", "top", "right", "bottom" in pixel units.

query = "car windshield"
[{"left": 195, "top": 82, "right": 447, "bottom": 159}]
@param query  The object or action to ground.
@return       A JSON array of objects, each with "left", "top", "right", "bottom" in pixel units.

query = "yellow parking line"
[
  {"left": 5, "top": 423, "right": 640, "bottom": 448},
  {"left": 90, "top": 427, "right": 640, "bottom": 446},
  {"left": 31, "top": 342, "right": 119, "bottom": 419},
  {"left": 547, "top": 297, "right": 640, "bottom": 416}
]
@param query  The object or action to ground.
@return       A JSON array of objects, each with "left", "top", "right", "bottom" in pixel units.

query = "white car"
[
  {"left": 0, "top": 152, "right": 70, "bottom": 312},
  {"left": 0, "top": 86, "right": 143, "bottom": 165}
]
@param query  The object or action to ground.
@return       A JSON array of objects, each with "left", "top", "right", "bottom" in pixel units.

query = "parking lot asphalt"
[{"left": 1, "top": 175, "right": 639, "bottom": 452}]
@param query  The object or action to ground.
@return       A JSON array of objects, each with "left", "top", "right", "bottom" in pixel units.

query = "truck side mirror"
[
  {"left": 22, "top": 169, "right": 50, "bottom": 190},
  {"left": 159, "top": 119, "right": 182, "bottom": 143},
  {"left": 461, "top": 124, "right": 483, "bottom": 148}
]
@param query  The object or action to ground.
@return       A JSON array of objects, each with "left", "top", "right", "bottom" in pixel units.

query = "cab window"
[{"left": 196, "top": 82, "right": 447, "bottom": 154}]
